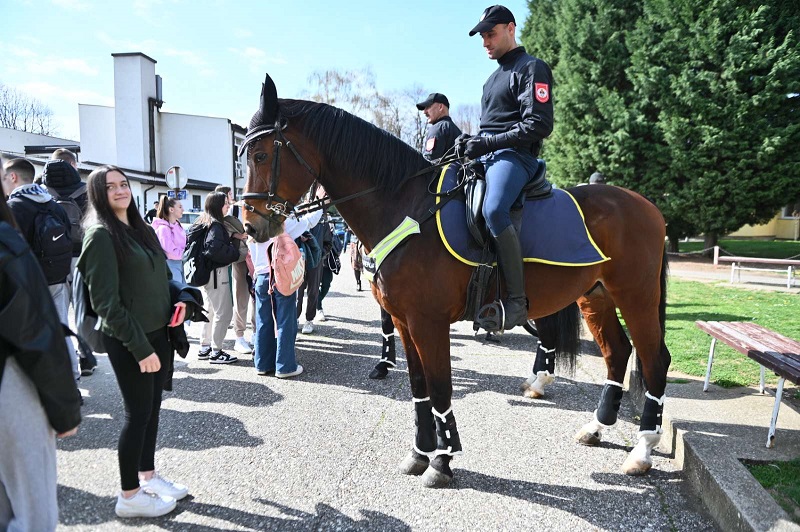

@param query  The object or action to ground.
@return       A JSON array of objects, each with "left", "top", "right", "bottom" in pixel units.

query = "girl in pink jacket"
[{"left": 152, "top": 197, "right": 187, "bottom": 282}]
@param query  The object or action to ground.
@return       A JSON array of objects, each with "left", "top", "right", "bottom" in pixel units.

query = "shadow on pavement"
[{"left": 58, "top": 485, "right": 410, "bottom": 531}]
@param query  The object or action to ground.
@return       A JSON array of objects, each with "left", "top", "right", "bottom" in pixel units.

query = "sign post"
[{"left": 165, "top": 165, "right": 188, "bottom": 202}]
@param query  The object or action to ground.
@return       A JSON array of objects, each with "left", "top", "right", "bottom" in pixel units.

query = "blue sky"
[{"left": 1, "top": 0, "right": 531, "bottom": 141}]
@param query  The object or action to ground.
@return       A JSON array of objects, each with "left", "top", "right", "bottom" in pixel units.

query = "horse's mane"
[{"left": 279, "top": 99, "right": 432, "bottom": 193}]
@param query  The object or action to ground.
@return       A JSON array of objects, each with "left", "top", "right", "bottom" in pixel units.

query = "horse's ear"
[{"left": 260, "top": 73, "right": 279, "bottom": 124}]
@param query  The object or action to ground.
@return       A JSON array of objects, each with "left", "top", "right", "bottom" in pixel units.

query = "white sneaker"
[
  {"left": 234, "top": 337, "right": 253, "bottom": 354},
  {"left": 276, "top": 364, "right": 304, "bottom": 379},
  {"left": 140, "top": 473, "right": 189, "bottom": 500},
  {"left": 318, "top": 310, "right": 327, "bottom": 322},
  {"left": 115, "top": 489, "right": 176, "bottom": 518},
  {"left": 301, "top": 321, "right": 314, "bottom": 334}
]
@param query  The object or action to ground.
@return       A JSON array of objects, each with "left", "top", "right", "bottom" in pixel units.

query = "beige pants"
[
  {"left": 231, "top": 260, "right": 250, "bottom": 337},
  {"left": 201, "top": 266, "right": 233, "bottom": 351}
]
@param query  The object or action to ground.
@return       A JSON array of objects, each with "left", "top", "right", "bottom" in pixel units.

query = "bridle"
[
  {"left": 240, "top": 114, "right": 467, "bottom": 224},
  {"left": 239, "top": 117, "right": 320, "bottom": 224}
]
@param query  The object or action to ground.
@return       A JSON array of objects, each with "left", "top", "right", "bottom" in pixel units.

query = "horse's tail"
[
  {"left": 635, "top": 245, "right": 670, "bottom": 392},
  {"left": 537, "top": 302, "right": 581, "bottom": 376}
]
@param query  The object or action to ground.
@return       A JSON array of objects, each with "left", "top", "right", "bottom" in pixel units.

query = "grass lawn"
[
  {"left": 662, "top": 279, "right": 799, "bottom": 388},
  {"left": 679, "top": 239, "right": 800, "bottom": 259},
  {"left": 745, "top": 458, "right": 800, "bottom": 523}
]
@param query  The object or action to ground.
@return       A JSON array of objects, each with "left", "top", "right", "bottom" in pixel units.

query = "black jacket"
[
  {"left": 0, "top": 222, "right": 81, "bottom": 433},
  {"left": 202, "top": 221, "right": 239, "bottom": 268},
  {"left": 164, "top": 280, "right": 208, "bottom": 391},
  {"left": 41, "top": 160, "right": 88, "bottom": 213},
  {"left": 423, "top": 116, "right": 462, "bottom": 162},
  {"left": 479, "top": 46, "right": 554, "bottom": 156}
]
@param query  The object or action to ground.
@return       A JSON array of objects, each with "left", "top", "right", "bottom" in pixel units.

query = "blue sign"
[{"left": 167, "top": 190, "right": 188, "bottom": 200}]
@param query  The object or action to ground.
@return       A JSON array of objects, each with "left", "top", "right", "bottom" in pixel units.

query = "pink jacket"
[{"left": 152, "top": 218, "right": 186, "bottom": 260}]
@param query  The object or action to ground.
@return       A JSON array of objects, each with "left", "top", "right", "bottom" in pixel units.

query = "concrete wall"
[
  {"left": 159, "top": 113, "right": 232, "bottom": 186},
  {"left": 78, "top": 105, "right": 115, "bottom": 163},
  {"left": 113, "top": 53, "right": 156, "bottom": 172},
  {"left": 729, "top": 213, "right": 800, "bottom": 241}
]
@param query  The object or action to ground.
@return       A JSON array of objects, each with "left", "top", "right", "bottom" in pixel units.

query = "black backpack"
[
  {"left": 71, "top": 267, "right": 106, "bottom": 353},
  {"left": 183, "top": 223, "right": 212, "bottom": 287},
  {"left": 49, "top": 185, "right": 87, "bottom": 250},
  {"left": 31, "top": 201, "right": 73, "bottom": 285}
]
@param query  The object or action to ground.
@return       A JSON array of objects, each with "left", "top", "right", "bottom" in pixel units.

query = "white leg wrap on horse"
[
  {"left": 585, "top": 411, "right": 612, "bottom": 436},
  {"left": 529, "top": 370, "right": 555, "bottom": 396},
  {"left": 630, "top": 429, "right": 663, "bottom": 464}
]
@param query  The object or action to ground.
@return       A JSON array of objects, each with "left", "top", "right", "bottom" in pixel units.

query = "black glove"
[
  {"left": 454, "top": 133, "right": 473, "bottom": 158},
  {"left": 464, "top": 136, "right": 496, "bottom": 159}
]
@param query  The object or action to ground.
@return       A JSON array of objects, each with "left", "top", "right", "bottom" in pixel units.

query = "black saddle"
[{"left": 464, "top": 159, "right": 552, "bottom": 248}]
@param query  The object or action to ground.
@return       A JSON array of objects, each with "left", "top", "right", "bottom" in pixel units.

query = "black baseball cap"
[
  {"left": 469, "top": 5, "right": 516, "bottom": 36},
  {"left": 416, "top": 93, "right": 450, "bottom": 110}
]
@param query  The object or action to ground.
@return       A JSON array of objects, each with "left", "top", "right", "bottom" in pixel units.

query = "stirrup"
[{"left": 474, "top": 300, "right": 504, "bottom": 334}]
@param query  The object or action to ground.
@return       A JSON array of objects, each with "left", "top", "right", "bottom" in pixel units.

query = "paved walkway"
[{"left": 57, "top": 260, "right": 724, "bottom": 531}]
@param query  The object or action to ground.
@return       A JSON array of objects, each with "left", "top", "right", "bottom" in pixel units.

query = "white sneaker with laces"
[
  {"left": 318, "top": 310, "right": 327, "bottom": 322},
  {"left": 301, "top": 321, "right": 314, "bottom": 334},
  {"left": 115, "top": 489, "right": 176, "bottom": 518},
  {"left": 234, "top": 337, "right": 253, "bottom": 354},
  {"left": 140, "top": 473, "right": 189, "bottom": 500}
]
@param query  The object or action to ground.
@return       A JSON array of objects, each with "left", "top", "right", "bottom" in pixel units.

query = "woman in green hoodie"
[{"left": 77, "top": 165, "right": 188, "bottom": 518}]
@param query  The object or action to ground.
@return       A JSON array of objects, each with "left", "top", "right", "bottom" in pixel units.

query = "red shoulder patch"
[
  {"left": 426, "top": 137, "right": 436, "bottom": 152},
  {"left": 535, "top": 83, "right": 550, "bottom": 103}
]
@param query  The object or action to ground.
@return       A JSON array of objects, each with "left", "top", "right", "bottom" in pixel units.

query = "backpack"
[
  {"left": 71, "top": 267, "right": 106, "bottom": 353},
  {"left": 31, "top": 201, "right": 73, "bottom": 285},
  {"left": 49, "top": 185, "right": 87, "bottom": 250},
  {"left": 183, "top": 223, "right": 212, "bottom": 287},
  {"left": 326, "top": 248, "right": 342, "bottom": 275},
  {"left": 269, "top": 232, "right": 305, "bottom": 296}
]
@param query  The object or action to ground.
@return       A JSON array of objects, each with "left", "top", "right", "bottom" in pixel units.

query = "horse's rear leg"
[
  {"left": 574, "top": 287, "right": 633, "bottom": 446},
  {"left": 614, "top": 295, "right": 671, "bottom": 476},
  {"left": 395, "top": 321, "right": 434, "bottom": 477},
  {"left": 521, "top": 334, "right": 555, "bottom": 399}
]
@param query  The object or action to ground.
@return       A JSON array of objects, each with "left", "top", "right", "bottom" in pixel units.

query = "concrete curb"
[{"left": 627, "top": 365, "right": 800, "bottom": 532}]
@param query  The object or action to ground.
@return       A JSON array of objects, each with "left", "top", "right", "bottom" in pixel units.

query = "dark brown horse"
[{"left": 241, "top": 75, "right": 671, "bottom": 487}]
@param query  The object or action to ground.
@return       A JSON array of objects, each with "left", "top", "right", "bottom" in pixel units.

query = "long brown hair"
[
  {"left": 0, "top": 193, "right": 19, "bottom": 230},
  {"left": 197, "top": 192, "right": 227, "bottom": 227},
  {"left": 82, "top": 165, "right": 163, "bottom": 261},
  {"left": 156, "top": 196, "right": 178, "bottom": 221}
]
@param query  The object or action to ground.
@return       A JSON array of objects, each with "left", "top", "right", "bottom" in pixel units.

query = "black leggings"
[{"left": 105, "top": 328, "right": 171, "bottom": 491}]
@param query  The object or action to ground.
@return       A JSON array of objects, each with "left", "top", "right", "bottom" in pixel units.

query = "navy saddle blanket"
[{"left": 435, "top": 164, "right": 610, "bottom": 267}]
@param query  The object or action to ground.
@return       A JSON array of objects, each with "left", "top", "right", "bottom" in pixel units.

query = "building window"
[
  {"left": 193, "top": 194, "right": 201, "bottom": 211},
  {"left": 781, "top": 200, "right": 800, "bottom": 218},
  {"left": 235, "top": 160, "right": 245, "bottom": 180}
]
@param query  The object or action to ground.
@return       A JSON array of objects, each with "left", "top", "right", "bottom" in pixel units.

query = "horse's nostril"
[{"left": 244, "top": 224, "right": 254, "bottom": 235}]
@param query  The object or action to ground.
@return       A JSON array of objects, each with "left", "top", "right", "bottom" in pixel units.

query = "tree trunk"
[{"left": 702, "top": 233, "right": 718, "bottom": 257}]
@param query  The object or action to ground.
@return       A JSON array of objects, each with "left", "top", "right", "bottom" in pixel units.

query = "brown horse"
[{"left": 241, "top": 75, "right": 671, "bottom": 488}]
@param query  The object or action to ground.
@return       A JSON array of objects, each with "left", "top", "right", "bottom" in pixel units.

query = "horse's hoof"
[
  {"left": 523, "top": 387, "right": 544, "bottom": 399},
  {"left": 621, "top": 457, "right": 652, "bottom": 476},
  {"left": 421, "top": 465, "right": 453, "bottom": 488},
  {"left": 368, "top": 364, "right": 389, "bottom": 380},
  {"left": 576, "top": 430, "right": 601, "bottom": 446},
  {"left": 398, "top": 452, "right": 429, "bottom": 476},
  {"left": 520, "top": 380, "right": 532, "bottom": 391}
]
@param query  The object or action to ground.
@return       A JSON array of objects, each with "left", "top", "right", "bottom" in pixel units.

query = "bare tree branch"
[
  {"left": 452, "top": 104, "right": 481, "bottom": 135},
  {"left": 0, "top": 82, "right": 58, "bottom": 135}
]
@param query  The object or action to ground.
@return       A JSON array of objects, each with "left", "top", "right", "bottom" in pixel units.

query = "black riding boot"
[{"left": 494, "top": 225, "right": 528, "bottom": 330}]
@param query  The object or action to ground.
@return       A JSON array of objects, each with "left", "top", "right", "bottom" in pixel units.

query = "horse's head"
[{"left": 240, "top": 74, "right": 320, "bottom": 242}]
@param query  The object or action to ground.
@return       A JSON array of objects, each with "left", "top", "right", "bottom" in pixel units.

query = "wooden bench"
[
  {"left": 712, "top": 247, "right": 800, "bottom": 289},
  {"left": 696, "top": 320, "right": 800, "bottom": 448}
]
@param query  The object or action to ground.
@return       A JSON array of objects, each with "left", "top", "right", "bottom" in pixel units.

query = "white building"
[{"left": 2, "top": 52, "right": 248, "bottom": 217}]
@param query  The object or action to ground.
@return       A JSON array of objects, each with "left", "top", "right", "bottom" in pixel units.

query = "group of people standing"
[{"left": 0, "top": 2, "right": 555, "bottom": 526}]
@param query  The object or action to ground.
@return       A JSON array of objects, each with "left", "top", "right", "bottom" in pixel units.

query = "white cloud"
[
  {"left": 228, "top": 47, "right": 287, "bottom": 73},
  {"left": 15, "top": 81, "right": 113, "bottom": 107},
  {"left": 234, "top": 28, "right": 253, "bottom": 39},
  {"left": 96, "top": 31, "right": 158, "bottom": 53},
  {"left": 51, "top": 0, "right": 89, "bottom": 10},
  {"left": 0, "top": 45, "right": 98, "bottom": 76}
]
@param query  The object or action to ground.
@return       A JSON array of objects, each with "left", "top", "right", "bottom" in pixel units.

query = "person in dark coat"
[
  {"left": 416, "top": 93, "right": 462, "bottom": 162},
  {"left": 0, "top": 189, "right": 81, "bottom": 531}
]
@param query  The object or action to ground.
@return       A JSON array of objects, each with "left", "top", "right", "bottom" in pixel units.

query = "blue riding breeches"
[{"left": 480, "top": 147, "right": 540, "bottom": 237}]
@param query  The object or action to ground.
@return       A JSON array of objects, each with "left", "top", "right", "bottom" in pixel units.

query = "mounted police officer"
[
  {"left": 416, "top": 93, "right": 462, "bottom": 162},
  {"left": 458, "top": 5, "right": 554, "bottom": 330}
]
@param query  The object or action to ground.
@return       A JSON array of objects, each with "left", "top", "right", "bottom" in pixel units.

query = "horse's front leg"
[
  {"left": 574, "top": 291, "right": 632, "bottom": 446},
  {"left": 395, "top": 321, "right": 435, "bottom": 476},
  {"left": 406, "top": 318, "right": 461, "bottom": 488}
]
